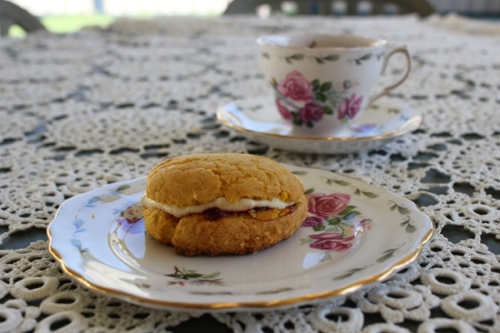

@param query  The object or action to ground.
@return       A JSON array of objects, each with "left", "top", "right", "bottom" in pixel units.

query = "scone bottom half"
[{"left": 142, "top": 153, "right": 308, "bottom": 256}]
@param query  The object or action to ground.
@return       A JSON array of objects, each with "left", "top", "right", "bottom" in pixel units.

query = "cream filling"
[{"left": 141, "top": 194, "right": 294, "bottom": 218}]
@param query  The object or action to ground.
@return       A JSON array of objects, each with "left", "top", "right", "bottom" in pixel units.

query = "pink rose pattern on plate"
[
  {"left": 307, "top": 192, "right": 350, "bottom": 218},
  {"left": 301, "top": 192, "right": 373, "bottom": 256},
  {"left": 271, "top": 71, "right": 362, "bottom": 128},
  {"left": 116, "top": 203, "right": 144, "bottom": 235}
]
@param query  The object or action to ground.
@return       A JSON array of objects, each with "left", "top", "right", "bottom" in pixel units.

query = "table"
[{"left": 0, "top": 13, "right": 499, "bottom": 333}]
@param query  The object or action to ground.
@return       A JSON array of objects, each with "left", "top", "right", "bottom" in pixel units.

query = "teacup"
[{"left": 257, "top": 33, "right": 411, "bottom": 136}]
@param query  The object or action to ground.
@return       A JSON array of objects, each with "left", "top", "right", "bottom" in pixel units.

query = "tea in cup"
[{"left": 257, "top": 34, "right": 411, "bottom": 136}]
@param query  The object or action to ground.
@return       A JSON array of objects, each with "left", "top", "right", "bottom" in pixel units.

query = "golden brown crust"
[
  {"left": 143, "top": 196, "right": 308, "bottom": 256},
  {"left": 143, "top": 207, "right": 177, "bottom": 246},
  {"left": 145, "top": 153, "right": 304, "bottom": 206}
]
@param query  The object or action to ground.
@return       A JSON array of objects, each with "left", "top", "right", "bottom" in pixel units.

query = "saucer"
[
  {"left": 216, "top": 96, "right": 422, "bottom": 154},
  {"left": 48, "top": 165, "right": 433, "bottom": 312}
]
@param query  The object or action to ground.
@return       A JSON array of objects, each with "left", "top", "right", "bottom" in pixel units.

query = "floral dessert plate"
[
  {"left": 48, "top": 165, "right": 434, "bottom": 312},
  {"left": 216, "top": 96, "right": 422, "bottom": 154}
]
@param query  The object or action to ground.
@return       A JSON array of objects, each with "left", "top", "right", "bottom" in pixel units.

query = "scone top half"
[{"left": 142, "top": 153, "right": 304, "bottom": 217}]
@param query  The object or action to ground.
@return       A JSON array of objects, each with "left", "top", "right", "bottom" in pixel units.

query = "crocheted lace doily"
[{"left": 0, "top": 14, "right": 499, "bottom": 333}]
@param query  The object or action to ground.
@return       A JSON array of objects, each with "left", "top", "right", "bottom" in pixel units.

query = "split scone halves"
[{"left": 141, "top": 153, "right": 308, "bottom": 256}]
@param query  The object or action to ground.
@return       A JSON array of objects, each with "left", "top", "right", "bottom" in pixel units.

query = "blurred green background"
[
  {"left": 6, "top": 0, "right": 499, "bottom": 38},
  {"left": 6, "top": 0, "right": 230, "bottom": 37},
  {"left": 9, "top": 15, "right": 115, "bottom": 37}
]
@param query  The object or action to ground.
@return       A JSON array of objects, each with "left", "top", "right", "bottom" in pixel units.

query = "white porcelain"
[
  {"left": 48, "top": 165, "right": 434, "bottom": 312},
  {"left": 257, "top": 33, "right": 411, "bottom": 136},
  {"left": 217, "top": 96, "right": 422, "bottom": 154}
]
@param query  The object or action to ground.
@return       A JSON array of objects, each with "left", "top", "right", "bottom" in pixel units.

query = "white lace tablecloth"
[{"left": 1, "top": 14, "right": 499, "bottom": 333}]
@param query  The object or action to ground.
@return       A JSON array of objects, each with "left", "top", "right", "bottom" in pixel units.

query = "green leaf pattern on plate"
[
  {"left": 377, "top": 246, "right": 403, "bottom": 263},
  {"left": 333, "top": 266, "right": 370, "bottom": 281},
  {"left": 389, "top": 201, "right": 417, "bottom": 233},
  {"left": 321, "top": 176, "right": 379, "bottom": 199},
  {"left": 165, "top": 266, "right": 224, "bottom": 286}
]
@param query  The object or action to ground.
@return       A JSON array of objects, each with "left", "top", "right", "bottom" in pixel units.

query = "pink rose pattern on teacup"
[
  {"left": 272, "top": 71, "right": 362, "bottom": 128},
  {"left": 278, "top": 70, "right": 313, "bottom": 101},
  {"left": 300, "top": 102, "right": 324, "bottom": 123},
  {"left": 301, "top": 192, "right": 373, "bottom": 254},
  {"left": 276, "top": 98, "right": 293, "bottom": 120},
  {"left": 338, "top": 93, "right": 364, "bottom": 119}
]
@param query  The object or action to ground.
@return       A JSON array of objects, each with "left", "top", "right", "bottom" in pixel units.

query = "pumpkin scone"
[{"left": 141, "top": 153, "right": 308, "bottom": 256}]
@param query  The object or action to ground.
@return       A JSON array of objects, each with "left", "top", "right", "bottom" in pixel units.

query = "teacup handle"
[{"left": 368, "top": 45, "right": 411, "bottom": 105}]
